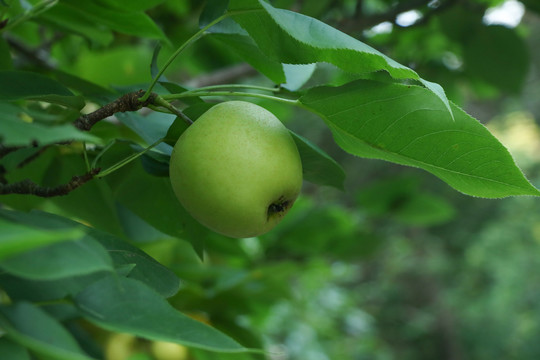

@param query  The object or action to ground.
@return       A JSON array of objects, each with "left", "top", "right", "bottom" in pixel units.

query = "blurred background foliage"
[{"left": 2, "top": 0, "right": 540, "bottom": 359}]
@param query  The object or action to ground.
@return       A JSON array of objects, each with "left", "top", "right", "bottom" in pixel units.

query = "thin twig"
[{"left": 0, "top": 168, "right": 101, "bottom": 197}]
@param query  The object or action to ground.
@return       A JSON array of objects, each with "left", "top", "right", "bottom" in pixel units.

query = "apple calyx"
[{"left": 267, "top": 196, "right": 293, "bottom": 220}]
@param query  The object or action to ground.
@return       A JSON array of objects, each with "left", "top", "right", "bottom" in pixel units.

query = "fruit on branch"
[{"left": 169, "top": 101, "right": 303, "bottom": 238}]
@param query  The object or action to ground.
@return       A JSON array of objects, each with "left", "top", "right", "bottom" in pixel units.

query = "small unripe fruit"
[{"left": 169, "top": 101, "right": 302, "bottom": 238}]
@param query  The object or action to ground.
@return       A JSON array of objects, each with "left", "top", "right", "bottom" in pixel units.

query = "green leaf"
[
  {"left": 71, "top": 46, "right": 154, "bottom": 87},
  {"left": 44, "top": 153, "right": 124, "bottom": 236},
  {"left": 0, "top": 302, "right": 95, "bottom": 360},
  {"left": 151, "top": 43, "right": 163, "bottom": 80},
  {"left": 200, "top": 0, "right": 229, "bottom": 27},
  {"left": 0, "top": 38, "right": 13, "bottom": 70},
  {"left": 59, "top": 0, "right": 167, "bottom": 40},
  {"left": 75, "top": 276, "right": 252, "bottom": 353},
  {"left": 0, "top": 209, "right": 113, "bottom": 280},
  {"left": 86, "top": 227, "right": 181, "bottom": 298},
  {"left": 140, "top": 151, "right": 170, "bottom": 177},
  {"left": 356, "top": 175, "right": 420, "bottom": 216},
  {"left": 53, "top": 70, "right": 118, "bottom": 105},
  {"left": 0, "top": 235, "right": 113, "bottom": 280},
  {"left": 0, "top": 70, "right": 80, "bottom": 104},
  {"left": 0, "top": 238, "right": 179, "bottom": 303},
  {"left": 290, "top": 131, "right": 345, "bottom": 189},
  {"left": 33, "top": 94, "right": 85, "bottom": 109},
  {"left": 95, "top": 0, "right": 167, "bottom": 12},
  {"left": 0, "top": 218, "right": 84, "bottom": 262},
  {"left": 357, "top": 175, "right": 456, "bottom": 226},
  {"left": 0, "top": 208, "right": 180, "bottom": 298},
  {"left": 0, "top": 272, "right": 106, "bottom": 303},
  {"left": 464, "top": 25, "right": 529, "bottom": 93},
  {"left": 117, "top": 112, "right": 174, "bottom": 154},
  {"left": 227, "top": 0, "right": 452, "bottom": 114},
  {"left": 0, "top": 102, "right": 100, "bottom": 146},
  {"left": 266, "top": 197, "right": 375, "bottom": 259},
  {"left": 300, "top": 80, "right": 540, "bottom": 198},
  {"left": 394, "top": 193, "right": 456, "bottom": 226},
  {"left": 38, "top": 3, "right": 114, "bottom": 46},
  {"left": 104, "top": 154, "right": 209, "bottom": 257},
  {"left": 164, "top": 117, "right": 190, "bottom": 146},
  {"left": 0, "top": 336, "right": 31, "bottom": 360},
  {"left": 209, "top": 32, "right": 286, "bottom": 84},
  {"left": 282, "top": 64, "right": 316, "bottom": 91}
]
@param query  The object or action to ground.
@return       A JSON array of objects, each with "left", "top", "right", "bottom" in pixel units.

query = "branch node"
[{"left": 74, "top": 90, "right": 158, "bottom": 131}]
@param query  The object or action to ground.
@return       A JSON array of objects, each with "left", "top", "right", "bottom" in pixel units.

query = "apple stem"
[
  {"left": 184, "top": 84, "right": 282, "bottom": 94},
  {"left": 153, "top": 95, "right": 193, "bottom": 125}
]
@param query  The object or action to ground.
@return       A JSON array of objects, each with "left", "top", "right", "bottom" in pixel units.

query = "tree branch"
[
  {"left": 74, "top": 90, "right": 158, "bottom": 131},
  {"left": 2, "top": 86, "right": 189, "bottom": 198},
  {"left": 0, "top": 168, "right": 101, "bottom": 197}
]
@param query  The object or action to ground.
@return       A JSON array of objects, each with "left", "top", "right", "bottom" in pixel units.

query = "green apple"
[{"left": 169, "top": 101, "right": 303, "bottom": 238}]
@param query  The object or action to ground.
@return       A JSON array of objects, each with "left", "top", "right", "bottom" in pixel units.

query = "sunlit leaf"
[
  {"left": 208, "top": 32, "right": 286, "bottom": 84},
  {"left": 282, "top": 64, "right": 316, "bottom": 91},
  {"left": 227, "top": 0, "right": 452, "bottom": 114},
  {"left": 300, "top": 80, "right": 540, "bottom": 198}
]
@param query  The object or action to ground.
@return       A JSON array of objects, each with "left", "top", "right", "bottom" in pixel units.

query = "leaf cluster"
[{"left": 0, "top": 0, "right": 539, "bottom": 359}]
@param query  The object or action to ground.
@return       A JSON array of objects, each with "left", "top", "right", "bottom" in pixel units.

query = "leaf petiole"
[
  {"left": 91, "top": 139, "right": 116, "bottom": 169},
  {"left": 95, "top": 138, "right": 165, "bottom": 178},
  {"left": 141, "top": 13, "right": 230, "bottom": 102},
  {"left": 82, "top": 142, "right": 91, "bottom": 172},
  {"left": 184, "top": 84, "right": 281, "bottom": 94},
  {"left": 162, "top": 91, "right": 300, "bottom": 107}
]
